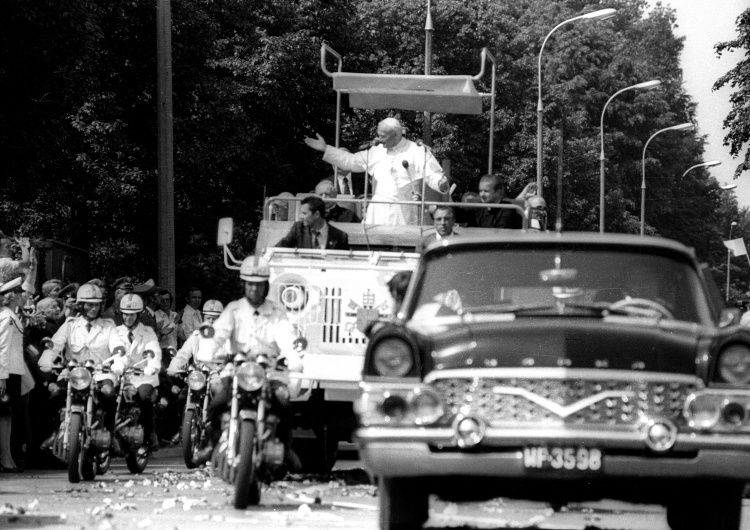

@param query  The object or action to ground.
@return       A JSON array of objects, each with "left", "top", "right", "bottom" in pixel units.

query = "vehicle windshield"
[{"left": 409, "top": 247, "right": 711, "bottom": 324}]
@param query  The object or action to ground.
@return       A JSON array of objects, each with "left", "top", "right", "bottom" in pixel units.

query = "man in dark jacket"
[
  {"left": 315, "top": 180, "right": 361, "bottom": 224},
  {"left": 275, "top": 196, "right": 350, "bottom": 250},
  {"left": 474, "top": 174, "right": 523, "bottom": 229}
]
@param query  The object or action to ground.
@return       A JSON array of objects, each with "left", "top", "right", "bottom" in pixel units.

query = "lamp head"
[
  {"left": 722, "top": 184, "right": 738, "bottom": 191},
  {"left": 670, "top": 122, "right": 694, "bottom": 132},
  {"left": 583, "top": 8, "right": 617, "bottom": 20},
  {"left": 706, "top": 160, "right": 722, "bottom": 168},
  {"left": 635, "top": 80, "right": 661, "bottom": 90},
  {"left": 732, "top": 221, "right": 739, "bottom": 226}
]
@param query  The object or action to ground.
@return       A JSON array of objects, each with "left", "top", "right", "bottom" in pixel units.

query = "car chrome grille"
[{"left": 432, "top": 377, "right": 697, "bottom": 427}]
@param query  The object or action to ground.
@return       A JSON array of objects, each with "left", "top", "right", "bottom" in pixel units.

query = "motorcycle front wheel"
[
  {"left": 67, "top": 414, "right": 83, "bottom": 483},
  {"left": 181, "top": 408, "right": 199, "bottom": 469},
  {"left": 125, "top": 447, "right": 149, "bottom": 474},
  {"left": 234, "top": 420, "right": 261, "bottom": 509}
]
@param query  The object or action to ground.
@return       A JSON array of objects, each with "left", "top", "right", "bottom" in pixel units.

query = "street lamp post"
[
  {"left": 682, "top": 160, "right": 721, "bottom": 178},
  {"left": 537, "top": 8, "right": 616, "bottom": 200},
  {"left": 728, "top": 221, "right": 738, "bottom": 302},
  {"left": 639, "top": 122, "right": 695, "bottom": 236},
  {"left": 599, "top": 80, "right": 661, "bottom": 233}
]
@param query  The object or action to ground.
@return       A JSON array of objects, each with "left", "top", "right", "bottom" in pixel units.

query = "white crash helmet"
[
  {"left": 239, "top": 256, "right": 270, "bottom": 282},
  {"left": 76, "top": 284, "right": 104, "bottom": 303},
  {"left": 120, "top": 293, "right": 144, "bottom": 314},
  {"left": 202, "top": 299, "right": 224, "bottom": 317}
]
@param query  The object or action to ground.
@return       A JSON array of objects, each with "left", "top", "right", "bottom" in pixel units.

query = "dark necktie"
[
  {"left": 311, "top": 229, "right": 319, "bottom": 249},
  {"left": 128, "top": 331, "right": 134, "bottom": 343},
  {"left": 86, "top": 322, "right": 92, "bottom": 333},
  {"left": 341, "top": 178, "right": 350, "bottom": 195},
  {"left": 253, "top": 310, "right": 259, "bottom": 320}
]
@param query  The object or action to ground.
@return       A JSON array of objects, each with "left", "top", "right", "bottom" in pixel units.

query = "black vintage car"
[{"left": 355, "top": 232, "right": 750, "bottom": 530}]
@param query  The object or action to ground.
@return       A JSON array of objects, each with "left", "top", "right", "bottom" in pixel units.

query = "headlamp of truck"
[
  {"left": 69, "top": 367, "right": 92, "bottom": 390},
  {"left": 372, "top": 338, "right": 414, "bottom": 377},
  {"left": 718, "top": 345, "right": 750, "bottom": 384},
  {"left": 684, "top": 392, "right": 722, "bottom": 430},
  {"left": 236, "top": 362, "right": 265, "bottom": 392},
  {"left": 187, "top": 371, "right": 207, "bottom": 391}
]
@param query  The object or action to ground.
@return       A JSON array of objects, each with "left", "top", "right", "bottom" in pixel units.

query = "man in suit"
[
  {"left": 276, "top": 196, "right": 350, "bottom": 250},
  {"left": 474, "top": 174, "right": 523, "bottom": 229},
  {"left": 416, "top": 206, "right": 458, "bottom": 253},
  {"left": 329, "top": 148, "right": 364, "bottom": 197},
  {"left": 314, "top": 180, "right": 361, "bottom": 223}
]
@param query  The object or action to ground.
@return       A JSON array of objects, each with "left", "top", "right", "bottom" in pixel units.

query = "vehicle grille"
[
  {"left": 432, "top": 377, "right": 698, "bottom": 427},
  {"left": 322, "top": 286, "right": 367, "bottom": 345}
]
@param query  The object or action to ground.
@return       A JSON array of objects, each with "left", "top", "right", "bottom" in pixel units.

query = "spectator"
[
  {"left": 132, "top": 279, "right": 158, "bottom": 332},
  {"left": 41, "top": 279, "right": 63, "bottom": 300},
  {"left": 388, "top": 271, "right": 413, "bottom": 314},
  {"left": 416, "top": 206, "right": 458, "bottom": 253},
  {"left": 305, "top": 118, "right": 449, "bottom": 225},
  {"left": 474, "top": 174, "right": 523, "bottom": 229},
  {"left": 275, "top": 196, "right": 350, "bottom": 250},
  {"left": 156, "top": 288, "right": 178, "bottom": 351},
  {"left": 0, "top": 237, "right": 31, "bottom": 284},
  {"left": 270, "top": 192, "right": 294, "bottom": 221},
  {"left": 57, "top": 283, "right": 80, "bottom": 319},
  {"left": 103, "top": 277, "right": 134, "bottom": 325},
  {"left": 0, "top": 277, "right": 27, "bottom": 472},
  {"left": 314, "top": 180, "right": 361, "bottom": 223},
  {"left": 328, "top": 147, "right": 363, "bottom": 196},
  {"left": 177, "top": 287, "right": 203, "bottom": 347}
]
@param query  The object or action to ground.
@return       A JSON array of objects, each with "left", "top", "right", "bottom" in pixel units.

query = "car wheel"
[
  {"left": 666, "top": 481, "right": 743, "bottom": 530},
  {"left": 378, "top": 477, "right": 428, "bottom": 530}
]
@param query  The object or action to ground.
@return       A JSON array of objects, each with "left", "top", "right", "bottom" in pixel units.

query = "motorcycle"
[
  {"left": 47, "top": 347, "right": 120, "bottom": 484},
  {"left": 113, "top": 350, "right": 156, "bottom": 474},
  {"left": 179, "top": 363, "right": 220, "bottom": 468},
  {"left": 212, "top": 352, "right": 291, "bottom": 509}
]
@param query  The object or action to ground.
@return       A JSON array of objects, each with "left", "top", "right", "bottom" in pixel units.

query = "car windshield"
[{"left": 409, "top": 247, "right": 711, "bottom": 324}]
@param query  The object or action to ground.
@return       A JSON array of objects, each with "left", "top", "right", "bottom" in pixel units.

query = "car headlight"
[
  {"left": 236, "top": 362, "right": 265, "bottom": 392},
  {"left": 187, "top": 371, "right": 207, "bottom": 391},
  {"left": 372, "top": 338, "right": 414, "bottom": 377},
  {"left": 69, "top": 367, "right": 92, "bottom": 390},
  {"left": 718, "top": 345, "right": 750, "bottom": 384},
  {"left": 684, "top": 392, "right": 722, "bottom": 430}
]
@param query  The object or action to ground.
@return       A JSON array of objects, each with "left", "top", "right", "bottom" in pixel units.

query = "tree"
[{"left": 714, "top": 8, "right": 750, "bottom": 180}]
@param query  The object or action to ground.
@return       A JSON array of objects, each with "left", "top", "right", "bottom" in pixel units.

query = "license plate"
[{"left": 523, "top": 446, "right": 602, "bottom": 471}]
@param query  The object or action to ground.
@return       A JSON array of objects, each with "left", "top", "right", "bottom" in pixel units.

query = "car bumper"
[{"left": 356, "top": 426, "right": 750, "bottom": 479}]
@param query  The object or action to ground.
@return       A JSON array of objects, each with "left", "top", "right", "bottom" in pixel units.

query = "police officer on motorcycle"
[
  {"left": 110, "top": 294, "right": 162, "bottom": 451},
  {"left": 167, "top": 300, "right": 227, "bottom": 373},
  {"left": 193, "top": 257, "right": 303, "bottom": 468}
]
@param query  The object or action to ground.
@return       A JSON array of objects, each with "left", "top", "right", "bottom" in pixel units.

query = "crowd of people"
[{"left": 0, "top": 234, "right": 218, "bottom": 472}]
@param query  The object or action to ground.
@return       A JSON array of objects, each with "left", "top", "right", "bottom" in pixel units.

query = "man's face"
[
  {"left": 299, "top": 204, "right": 320, "bottom": 228},
  {"left": 188, "top": 290, "right": 202, "bottom": 310},
  {"left": 315, "top": 182, "right": 337, "bottom": 201},
  {"left": 376, "top": 124, "right": 401, "bottom": 149},
  {"left": 244, "top": 281, "right": 269, "bottom": 307},
  {"left": 82, "top": 302, "right": 101, "bottom": 321},
  {"left": 478, "top": 179, "right": 501, "bottom": 204},
  {"left": 434, "top": 209, "right": 456, "bottom": 237},
  {"left": 123, "top": 312, "right": 139, "bottom": 328},
  {"left": 160, "top": 294, "right": 172, "bottom": 313},
  {"left": 203, "top": 313, "right": 219, "bottom": 325},
  {"left": 48, "top": 284, "right": 62, "bottom": 298}
]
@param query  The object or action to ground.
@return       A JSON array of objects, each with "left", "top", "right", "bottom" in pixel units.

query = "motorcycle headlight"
[
  {"left": 187, "top": 370, "right": 207, "bottom": 391},
  {"left": 69, "top": 367, "right": 92, "bottom": 390},
  {"left": 372, "top": 338, "right": 414, "bottom": 377},
  {"left": 718, "top": 345, "right": 750, "bottom": 384},
  {"left": 236, "top": 362, "right": 265, "bottom": 392}
]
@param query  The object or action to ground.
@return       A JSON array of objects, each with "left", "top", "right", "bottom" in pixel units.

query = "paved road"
[{"left": 2, "top": 447, "right": 746, "bottom": 529}]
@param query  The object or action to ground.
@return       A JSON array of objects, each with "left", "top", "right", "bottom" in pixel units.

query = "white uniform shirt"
[
  {"left": 39, "top": 316, "right": 121, "bottom": 371},
  {"left": 168, "top": 330, "right": 229, "bottom": 372},
  {"left": 0, "top": 308, "right": 26, "bottom": 379},
  {"left": 208, "top": 298, "right": 301, "bottom": 372},
  {"left": 323, "top": 138, "right": 444, "bottom": 225},
  {"left": 110, "top": 322, "right": 162, "bottom": 387}
]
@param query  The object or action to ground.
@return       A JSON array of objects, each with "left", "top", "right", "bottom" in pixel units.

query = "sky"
[{"left": 649, "top": 0, "right": 748, "bottom": 206}]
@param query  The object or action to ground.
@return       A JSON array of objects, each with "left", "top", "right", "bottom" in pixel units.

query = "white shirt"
[
  {"left": 110, "top": 323, "right": 162, "bottom": 387},
  {"left": 169, "top": 330, "right": 230, "bottom": 371},
  {"left": 39, "top": 316, "right": 121, "bottom": 371},
  {"left": 0, "top": 308, "right": 26, "bottom": 379},
  {"left": 336, "top": 172, "right": 354, "bottom": 195},
  {"left": 208, "top": 298, "right": 301, "bottom": 372},
  {"left": 323, "top": 138, "right": 445, "bottom": 225},
  {"left": 178, "top": 304, "right": 202, "bottom": 343}
]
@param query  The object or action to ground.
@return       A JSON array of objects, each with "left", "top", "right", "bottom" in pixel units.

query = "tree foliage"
[{"left": 0, "top": 0, "right": 744, "bottom": 303}]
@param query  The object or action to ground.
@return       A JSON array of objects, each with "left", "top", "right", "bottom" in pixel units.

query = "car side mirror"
[
  {"left": 719, "top": 308, "right": 741, "bottom": 328},
  {"left": 217, "top": 217, "right": 233, "bottom": 246}
]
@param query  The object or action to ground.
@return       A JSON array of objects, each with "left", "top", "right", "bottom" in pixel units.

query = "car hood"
[{"left": 408, "top": 317, "right": 706, "bottom": 375}]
